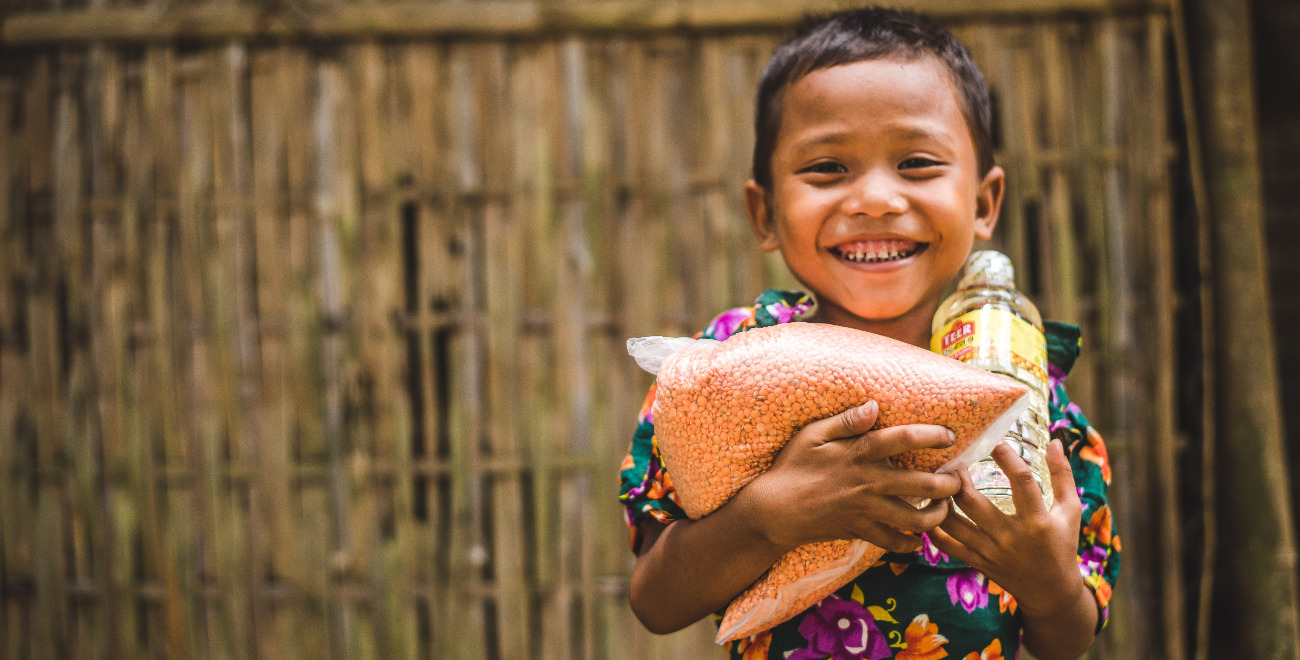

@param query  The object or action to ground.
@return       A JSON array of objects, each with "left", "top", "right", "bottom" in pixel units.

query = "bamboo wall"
[{"left": 0, "top": 2, "right": 1195, "bottom": 658}]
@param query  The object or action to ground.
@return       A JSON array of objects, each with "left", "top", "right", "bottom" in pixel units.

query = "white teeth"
[{"left": 839, "top": 245, "right": 916, "bottom": 263}]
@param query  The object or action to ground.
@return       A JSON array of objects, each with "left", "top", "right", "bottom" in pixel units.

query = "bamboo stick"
[
  {"left": 139, "top": 44, "right": 194, "bottom": 660},
  {"left": 1186, "top": 0, "right": 1300, "bottom": 654},
  {"left": 85, "top": 42, "right": 127, "bottom": 660},
  {"left": 1039, "top": 25, "right": 1078, "bottom": 323},
  {"left": 401, "top": 40, "right": 449, "bottom": 660},
  {"left": 1, "top": 0, "right": 1170, "bottom": 45},
  {"left": 0, "top": 52, "right": 32, "bottom": 660},
  {"left": 116, "top": 46, "right": 150, "bottom": 660},
  {"left": 1140, "top": 14, "right": 1187, "bottom": 660},
  {"left": 248, "top": 44, "right": 301, "bottom": 660},
  {"left": 444, "top": 42, "right": 489, "bottom": 660},
  {"left": 1167, "top": 0, "right": 1217, "bottom": 651},
  {"left": 31, "top": 50, "right": 69, "bottom": 660},
  {"left": 477, "top": 37, "right": 530, "bottom": 660}
]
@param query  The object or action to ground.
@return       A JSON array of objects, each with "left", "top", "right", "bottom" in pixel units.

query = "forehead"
[{"left": 777, "top": 56, "right": 972, "bottom": 152}]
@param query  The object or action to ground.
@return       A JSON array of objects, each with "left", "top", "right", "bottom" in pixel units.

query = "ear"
[
  {"left": 745, "top": 180, "right": 780, "bottom": 251},
  {"left": 973, "top": 165, "right": 1005, "bottom": 241}
]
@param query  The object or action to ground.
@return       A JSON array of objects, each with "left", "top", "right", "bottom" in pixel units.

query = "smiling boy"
[{"left": 620, "top": 9, "right": 1120, "bottom": 659}]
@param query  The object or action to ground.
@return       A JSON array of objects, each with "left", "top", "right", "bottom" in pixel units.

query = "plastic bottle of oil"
[{"left": 931, "top": 250, "right": 1053, "bottom": 514}]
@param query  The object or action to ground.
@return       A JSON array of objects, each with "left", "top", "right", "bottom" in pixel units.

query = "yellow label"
[{"left": 930, "top": 307, "right": 1047, "bottom": 384}]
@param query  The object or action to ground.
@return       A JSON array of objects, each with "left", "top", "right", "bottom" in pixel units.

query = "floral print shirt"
[{"left": 618, "top": 290, "right": 1121, "bottom": 660}]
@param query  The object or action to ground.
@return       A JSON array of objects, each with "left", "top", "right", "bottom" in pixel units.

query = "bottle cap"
[{"left": 959, "top": 250, "right": 1016, "bottom": 288}]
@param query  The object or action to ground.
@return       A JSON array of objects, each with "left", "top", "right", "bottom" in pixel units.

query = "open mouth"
[{"left": 830, "top": 239, "right": 925, "bottom": 264}]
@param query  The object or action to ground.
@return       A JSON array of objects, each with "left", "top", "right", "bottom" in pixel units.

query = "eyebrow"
[{"left": 789, "top": 124, "right": 951, "bottom": 152}]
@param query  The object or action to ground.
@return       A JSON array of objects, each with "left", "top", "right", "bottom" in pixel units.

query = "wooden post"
[{"left": 1183, "top": 0, "right": 1300, "bottom": 656}]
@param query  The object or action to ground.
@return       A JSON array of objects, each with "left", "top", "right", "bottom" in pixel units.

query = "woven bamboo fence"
[{"left": 0, "top": 1, "right": 1202, "bottom": 658}]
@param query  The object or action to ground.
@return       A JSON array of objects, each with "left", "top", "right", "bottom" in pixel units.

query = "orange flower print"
[
  {"left": 1082, "top": 505, "right": 1113, "bottom": 547},
  {"left": 963, "top": 638, "right": 1003, "bottom": 660},
  {"left": 735, "top": 631, "right": 772, "bottom": 660},
  {"left": 986, "top": 581, "right": 1017, "bottom": 614},
  {"left": 645, "top": 468, "right": 676, "bottom": 501},
  {"left": 895, "top": 614, "right": 949, "bottom": 660},
  {"left": 1089, "top": 575, "right": 1113, "bottom": 609},
  {"left": 1081, "top": 427, "right": 1111, "bottom": 483},
  {"left": 637, "top": 384, "right": 658, "bottom": 424}
]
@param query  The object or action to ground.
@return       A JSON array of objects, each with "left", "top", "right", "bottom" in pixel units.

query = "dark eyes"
[
  {"left": 899, "top": 157, "right": 943, "bottom": 170},
  {"left": 801, "top": 161, "right": 848, "bottom": 175},
  {"left": 797, "top": 157, "right": 945, "bottom": 177}
]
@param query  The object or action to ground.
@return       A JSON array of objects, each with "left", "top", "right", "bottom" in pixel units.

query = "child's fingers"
[
  {"left": 1047, "top": 439, "right": 1081, "bottom": 513},
  {"left": 988, "top": 441, "right": 1047, "bottom": 517},
  {"left": 800, "top": 400, "right": 880, "bottom": 443},
  {"left": 862, "top": 525, "right": 924, "bottom": 554},
  {"left": 927, "top": 525, "right": 981, "bottom": 567},
  {"left": 863, "top": 495, "right": 952, "bottom": 534},
  {"left": 854, "top": 424, "right": 957, "bottom": 462},
  {"left": 949, "top": 463, "right": 1004, "bottom": 528}
]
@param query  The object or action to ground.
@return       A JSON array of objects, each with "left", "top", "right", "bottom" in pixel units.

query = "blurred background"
[{"left": 1, "top": 0, "right": 1298, "bottom": 658}]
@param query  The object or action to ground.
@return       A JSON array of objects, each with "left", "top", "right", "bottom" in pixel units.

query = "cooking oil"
[{"left": 931, "top": 250, "right": 1053, "bottom": 514}]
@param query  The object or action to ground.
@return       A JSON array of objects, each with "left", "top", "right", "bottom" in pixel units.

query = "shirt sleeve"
[
  {"left": 1045, "top": 343, "right": 1121, "bottom": 631},
  {"left": 618, "top": 383, "right": 688, "bottom": 552}
]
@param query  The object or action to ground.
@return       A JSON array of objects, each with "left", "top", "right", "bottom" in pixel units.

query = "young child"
[{"left": 618, "top": 8, "right": 1119, "bottom": 660}]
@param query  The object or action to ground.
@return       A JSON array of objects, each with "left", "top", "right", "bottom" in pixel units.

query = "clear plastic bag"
[{"left": 627, "top": 322, "right": 1030, "bottom": 642}]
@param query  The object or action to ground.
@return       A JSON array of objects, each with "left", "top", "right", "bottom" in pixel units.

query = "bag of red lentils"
[{"left": 627, "top": 322, "right": 1030, "bottom": 643}]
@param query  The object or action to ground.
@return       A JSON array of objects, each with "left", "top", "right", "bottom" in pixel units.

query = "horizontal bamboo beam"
[{"left": 2, "top": 0, "right": 1168, "bottom": 46}]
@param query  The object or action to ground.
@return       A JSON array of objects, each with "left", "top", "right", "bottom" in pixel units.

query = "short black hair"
[{"left": 751, "top": 8, "right": 995, "bottom": 189}]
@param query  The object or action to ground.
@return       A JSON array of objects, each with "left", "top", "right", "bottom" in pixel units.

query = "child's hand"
[
  {"left": 740, "top": 400, "right": 963, "bottom": 554},
  {"left": 929, "top": 439, "right": 1091, "bottom": 623}
]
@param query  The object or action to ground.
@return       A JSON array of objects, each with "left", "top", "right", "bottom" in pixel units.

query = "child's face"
[{"left": 746, "top": 55, "right": 1004, "bottom": 343}]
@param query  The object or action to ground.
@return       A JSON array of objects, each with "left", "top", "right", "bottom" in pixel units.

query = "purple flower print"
[
  {"left": 788, "top": 595, "right": 892, "bottom": 660},
  {"left": 704, "top": 308, "right": 754, "bottom": 341},
  {"left": 947, "top": 569, "right": 988, "bottom": 614},
  {"left": 918, "top": 532, "right": 950, "bottom": 565},
  {"left": 1079, "top": 546, "right": 1108, "bottom": 577},
  {"left": 766, "top": 302, "right": 802, "bottom": 325}
]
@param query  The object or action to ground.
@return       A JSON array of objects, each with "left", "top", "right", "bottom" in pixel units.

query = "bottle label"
[{"left": 930, "top": 308, "right": 1047, "bottom": 385}]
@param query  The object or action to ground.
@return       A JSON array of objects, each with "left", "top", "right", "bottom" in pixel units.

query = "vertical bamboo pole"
[
  {"left": 314, "top": 55, "right": 354, "bottom": 660},
  {"left": 279, "top": 44, "right": 334, "bottom": 660},
  {"left": 355, "top": 39, "right": 415, "bottom": 660},
  {"left": 248, "top": 45, "right": 304, "bottom": 660},
  {"left": 481, "top": 38, "right": 529, "bottom": 660},
  {"left": 444, "top": 42, "right": 488, "bottom": 660},
  {"left": 30, "top": 50, "right": 69, "bottom": 660},
  {"left": 402, "top": 40, "right": 450, "bottom": 660},
  {"left": 1097, "top": 17, "right": 1152, "bottom": 658},
  {"left": 528, "top": 40, "right": 567, "bottom": 660},
  {"left": 378, "top": 43, "right": 423, "bottom": 660},
  {"left": 176, "top": 51, "right": 227, "bottom": 660},
  {"left": 52, "top": 48, "right": 106, "bottom": 658},
  {"left": 84, "top": 42, "right": 127, "bottom": 660},
  {"left": 116, "top": 47, "right": 151, "bottom": 660},
  {"left": 343, "top": 42, "right": 384, "bottom": 660},
  {"left": 213, "top": 41, "right": 263, "bottom": 660},
  {"left": 0, "top": 56, "right": 33, "bottom": 660},
  {"left": 140, "top": 44, "right": 193, "bottom": 660},
  {"left": 1184, "top": 0, "right": 1300, "bottom": 655},
  {"left": 999, "top": 26, "right": 1038, "bottom": 277},
  {"left": 1136, "top": 14, "right": 1187, "bottom": 659},
  {"left": 1039, "top": 25, "right": 1080, "bottom": 324}
]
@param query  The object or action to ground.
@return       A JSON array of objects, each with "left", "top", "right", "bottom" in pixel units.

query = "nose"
[{"left": 842, "top": 169, "right": 907, "bottom": 218}]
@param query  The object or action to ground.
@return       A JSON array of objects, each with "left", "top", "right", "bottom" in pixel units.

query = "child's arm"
[
  {"left": 930, "top": 440, "right": 1098, "bottom": 660},
  {"left": 629, "top": 400, "right": 963, "bottom": 634}
]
